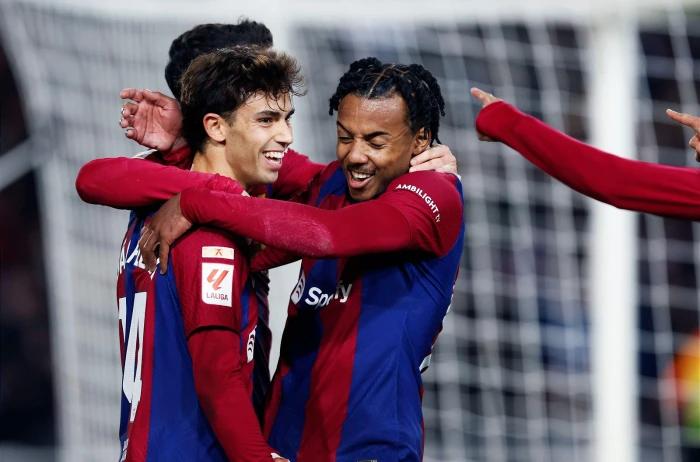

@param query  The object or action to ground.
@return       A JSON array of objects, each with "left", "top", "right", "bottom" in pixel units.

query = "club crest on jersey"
[{"left": 201, "top": 262, "right": 233, "bottom": 307}]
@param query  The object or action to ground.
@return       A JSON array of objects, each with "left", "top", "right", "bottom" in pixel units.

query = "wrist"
[
  {"left": 170, "top": 136, "right": 187, "bottom": 152},
  {"left": 475, "top": 101, "right": 522, "bottom": 139},
  {"left": 160, "top": 137, "right": 191, "bottom": 168}
]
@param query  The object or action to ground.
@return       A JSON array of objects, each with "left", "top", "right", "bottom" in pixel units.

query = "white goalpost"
[{"left": 0, "top": 0, "right": 698, "bottom": 460}]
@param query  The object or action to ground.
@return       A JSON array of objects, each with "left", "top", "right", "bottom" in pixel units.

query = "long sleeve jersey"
[
  {"left": 476, "top": 101, "right": 700, "bottom": 220},
  {"left": 177, "top": 163, "right": 465, "bottom": 461}
]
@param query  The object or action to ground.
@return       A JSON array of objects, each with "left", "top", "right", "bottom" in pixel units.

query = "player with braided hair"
[
  {"left": 76, "top": 26, "right": 459, "bottom": 431},
  {"left": 138, "top": 56, "right": 465, "bottom": 461},
  {"left": 329, "top": 57, "right": 445, "bottom": 146}
]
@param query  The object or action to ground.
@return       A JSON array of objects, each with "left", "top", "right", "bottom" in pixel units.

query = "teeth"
[
  {"left": 350, "top": 170, "right": 372, "bottom": 180},
  {"left": 263, "top": 151, "right": 284, "bottom": 161}
]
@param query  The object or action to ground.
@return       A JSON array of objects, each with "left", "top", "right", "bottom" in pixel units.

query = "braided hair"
[{"left": 329, "top": 57, "right": 446, "bottom": 145}]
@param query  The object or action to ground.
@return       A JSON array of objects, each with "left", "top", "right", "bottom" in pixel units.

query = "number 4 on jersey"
[{"left": 118, "top": 292, "right": 146, "bottom": 422}]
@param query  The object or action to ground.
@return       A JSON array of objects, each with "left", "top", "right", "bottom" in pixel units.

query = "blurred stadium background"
[{"left": 0, "top": 0, "right": 699, "bottom": 460}]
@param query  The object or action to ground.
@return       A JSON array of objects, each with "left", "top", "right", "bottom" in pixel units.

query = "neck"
[{"left": 191, "top": 146, "right": 248, "bottom": 190}]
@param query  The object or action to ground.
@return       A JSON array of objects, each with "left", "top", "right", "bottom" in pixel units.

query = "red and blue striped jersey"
[
  {"left": 115, "top": 211, "right": 266, "bottom": 461},
  {"left": 262, "top": 164, "right": 465, "bottom": 462}
]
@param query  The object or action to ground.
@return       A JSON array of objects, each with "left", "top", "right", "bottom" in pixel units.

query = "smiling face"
[
  {"left": 336, "top": 93, "right": 429, "bottom": 201},
  {"left": 222, "top": 92, "right": 294, "bottom": 188}
]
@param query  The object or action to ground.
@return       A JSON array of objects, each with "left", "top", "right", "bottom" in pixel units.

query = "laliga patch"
[
  {"left": 201, "top": 262, "right": 234, "bottom": 307},
  {"left": 202, "top": 246, "right": 234, "bottom": 260}
]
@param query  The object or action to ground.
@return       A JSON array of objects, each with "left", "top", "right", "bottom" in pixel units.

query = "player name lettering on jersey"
[
  {"left": 201, "top": 262, "right": 234, "bottom": 307},
  {"left": 395, "top": 183, "right": 441, "bottom": 222},
  {"left": 119, "top": 238, "right": 157, "bottom": 278}
]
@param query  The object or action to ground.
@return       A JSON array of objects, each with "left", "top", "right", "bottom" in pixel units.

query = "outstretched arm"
[
  {"left": 472, "top": 87, "right": 700, "bottom": 220},
  {"left": 75, "top": 157, "right": 243, "bottom": 209},
  {"left": 139, "top": 171, "right": 463, "bottom": 274}
]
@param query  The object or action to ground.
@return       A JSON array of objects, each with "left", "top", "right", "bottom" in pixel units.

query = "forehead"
[
  {"left": 238, "top": 91, "right": 293, "bottom": 114},
  {"left": 337, "top": 93, "right": 409, "bottom": 133}
]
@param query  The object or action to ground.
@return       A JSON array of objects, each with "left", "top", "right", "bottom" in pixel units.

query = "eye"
[
  {"left": 258, "top": 117, "right": 273, "bottom": 124},
  {"left": 337, "top": 135, "right": 352, "bottom": 143},
  {"left": 369, "top": 142, "right": 385, "bottom": 149}
]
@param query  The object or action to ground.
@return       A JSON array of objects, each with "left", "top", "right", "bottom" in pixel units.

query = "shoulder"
[
  {"left": 390, "top": 170, "right": 462, "bottom": 192},
  {"left": 383, "top": 171, "right": 463, "bottom": 216}
]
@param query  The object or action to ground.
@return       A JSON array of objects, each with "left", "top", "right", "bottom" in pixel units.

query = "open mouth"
[
  {"left": 262, "top": 151, "right": 285, "bottom": 169},
  {"left": 347, "top": 168, "right": 375, "bottom": 189}
]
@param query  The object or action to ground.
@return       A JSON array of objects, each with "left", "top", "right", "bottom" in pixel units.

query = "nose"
[
  {"left": 346, "top": 141, "right": 369, "bottom": 164},
  {"left": 275, "top": 120, "right": 293, "bottom": 149}
]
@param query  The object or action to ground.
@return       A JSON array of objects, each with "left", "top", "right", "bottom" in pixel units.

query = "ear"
[
  {"left": 202, "top": 113, "right": 227, "bottom": 144},
  {"left": 411, "top": 127, "right": 431, "bottom": 156}
]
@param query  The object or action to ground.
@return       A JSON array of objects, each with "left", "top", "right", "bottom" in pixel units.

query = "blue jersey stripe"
[
  {"left": 315, "top": 167, "right": 346, "bottom": 206},
  {"left": 241, "top": 279, "right": 251, "bottom": 332},
  {"left": 119, "top": 212, "right": 143, "bottom": 453},
  {"left": 146, "top": 263, "right": 226, "bottom": 461},
  {"left": 267, "top": 311, "right": 323, "bottom": 457}
]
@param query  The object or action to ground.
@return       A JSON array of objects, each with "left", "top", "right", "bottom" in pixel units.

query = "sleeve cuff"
[{"left": 474, "top": 101, "right": 527, "bottom": 141}]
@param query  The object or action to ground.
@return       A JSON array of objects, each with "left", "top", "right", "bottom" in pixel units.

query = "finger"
[
  {"left": 666, "top": 109, "right": 700, "bottom": 131},
  {"left": 139, "top": 231, "right": 158, "bottom": 272},
  {"left": 125, "top": 128, "right": 136, "bottom": 140},
  {"left": 137, "top": 227, "right": 154, "bottom": 256},
  {"left": 120, "top": 88, "right": 136, "bottom": 100},
  {"left": 122, "top": 102, "right": 139, "bottom": 117},
  {"left": 121, "top": 88, "right": 146, "bottom": 103},
  {"left": 411, "top": 144, "right": 450, "bottom": 166},
  {"left": 159, "top": 241, "right": 170, "bottom": 274},
  {"left": 409, "top": 157, "right": 442, "bottom": 172},
  {"left": 669, "top": 110, "right": 700, "bottom": 132},
  {"left": 410, "top": 149, "right": 437, "bottom": 166},
  {"left": 470, "top": 87, "right": 491, "bottom": 105},
  {"left": 142, "top": 89, "right": 168, "bottom": 105},
  {"left": 690, "top": 135, "right": 700, "bottom": 151},
  {"left": 119, "top": 113, "right": 135, "bottom": 129}
]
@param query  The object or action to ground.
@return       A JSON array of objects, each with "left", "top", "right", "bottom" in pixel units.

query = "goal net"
[{"left": 0, "top": 1, "right": 697, "bottom": 461}]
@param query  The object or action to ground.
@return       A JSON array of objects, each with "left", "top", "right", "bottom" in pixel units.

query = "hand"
[
  {"left": 409, "top": 144, "right": 458, "bottom": 174},
  {"left": 666, "top": 109, "right": 700, "bottom": 162},
  {"left": 119, "top": 88, "right": 183, "bottom": 152},
  {"left": 138, "top": 193, "right": 192, "bottom": 274},
  {"left": 470, "top": 87, "right": 503, "bottom": 141}
]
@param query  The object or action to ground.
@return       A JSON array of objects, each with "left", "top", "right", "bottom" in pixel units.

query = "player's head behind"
[
  {"left": 179, "top": 46, "right": 303, "bottom": 189},
  {"left": 165, "top": 19, "right": 274, "bottom": 100},
  {"left": 329, "top": 57, "right": 446, "bottom": 201}
]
